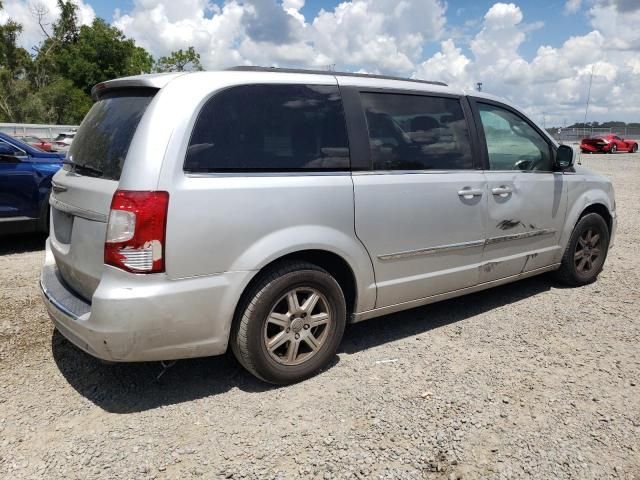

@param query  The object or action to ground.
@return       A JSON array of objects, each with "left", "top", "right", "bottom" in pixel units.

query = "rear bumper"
[
  {"left": 40, "top": 239, "right": 255, "bottom": 362},
  {"left": 580, "top": 143, "right": 610, "bottom": 153}
]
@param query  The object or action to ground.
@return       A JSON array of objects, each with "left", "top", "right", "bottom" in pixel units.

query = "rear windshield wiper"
[{"left": 63, "top": 159, "right": 103, "bottom": 177}]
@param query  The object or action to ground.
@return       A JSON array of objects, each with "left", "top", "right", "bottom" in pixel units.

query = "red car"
[
  {"left": 16, "top": 135, "right": 53, "bottom": 152},
  {"left": 580, "top": 134, "right": 638, "bottom": 154}
]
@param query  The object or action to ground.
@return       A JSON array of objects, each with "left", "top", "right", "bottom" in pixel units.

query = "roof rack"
[{"left": 225, "top": 66, "right": 448, "bottom": 87}]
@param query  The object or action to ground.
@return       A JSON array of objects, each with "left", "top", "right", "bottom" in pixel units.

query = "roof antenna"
[
  {"left": 578, "top": 65, "right": 595, "bottom": 166},
  {"left": 583, "top": 65, "right": 594, "bottom": 128}
]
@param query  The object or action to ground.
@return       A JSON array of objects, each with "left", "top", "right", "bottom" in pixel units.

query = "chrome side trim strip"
[
  {"left": 378, "top": 229, "right": 557, "bottom": 261},
  {"left": 485, "top": 228, "right": 556, "bottom": 245},
  {"left": 49, "top": 196, "right": 107, "bottom": 222},
  {"left": 351, "top": 263, "right": 560, "bottom": 323},
  {"left": 378, "top": 239, "right": 484, "bottom": 261}
]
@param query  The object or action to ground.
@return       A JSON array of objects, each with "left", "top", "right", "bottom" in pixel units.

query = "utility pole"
[{"left": 476, "top": 82, "right": 482, "bottom": 92}]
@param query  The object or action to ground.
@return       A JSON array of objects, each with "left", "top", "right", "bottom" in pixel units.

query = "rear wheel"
[
  {"left": 609, "top": 144, "right": 617, "bottom": 154},
  {"left": 631, "top": 143, "right": 638, "bottom": 153},
  {"left": 555, "top": 213, "right": 609, "bottom": 286},
  {"left": 230, "top": 261, "right": 346, "bottom": 384}
]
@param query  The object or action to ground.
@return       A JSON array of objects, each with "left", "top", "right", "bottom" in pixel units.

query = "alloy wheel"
[
  {"left": 263, "top": 288, "right": 332, "bottom": 366},
  {"left": 574, "top": 228, "right": 602, "bottom": 274}
]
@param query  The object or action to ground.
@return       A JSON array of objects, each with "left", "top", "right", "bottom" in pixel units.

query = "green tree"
[
  {"left": 0, "top": 0, "right": 156, "bottom": 124},
  {"left": 32, "top": 77, "right": 92, "bottom": 124},
  {"left": 51, "top": 19, "right": 153, "bottom": 95},
  {"left": 155, "top": 46, "right": 203, "bottom": 72},
  {"left": 0, "top": 10, "right": 33, "bottom": 122},
  {"left": 54, "top": 0, "right": 79, "bottom": 44}
]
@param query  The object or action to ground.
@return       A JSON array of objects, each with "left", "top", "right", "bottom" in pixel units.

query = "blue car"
[{"left": 0, "top": 132, "right": 65, "bottom": 234}]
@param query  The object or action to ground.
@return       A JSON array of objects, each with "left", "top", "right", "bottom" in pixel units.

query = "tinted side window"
[
  {"left": 477, "top": 103, "right": 552, "bottom": 172},
  {"left": 185, "top": 84, "right": 350, "bottom": 172},
  {"left": 360, "top": 93, "right": 473, "bottom": 171}
]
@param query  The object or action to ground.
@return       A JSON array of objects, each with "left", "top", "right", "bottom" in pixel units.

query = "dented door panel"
[{"left": 481, "top": 171, "right": 567, "bottom": 282}]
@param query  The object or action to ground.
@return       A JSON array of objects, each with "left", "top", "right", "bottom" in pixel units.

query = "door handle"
[
  {"left": 491, "top": 186, "right": 513, "bottom": 197},
  {"left": 457, "top": 187, "right": 484, "bottom": 199}
]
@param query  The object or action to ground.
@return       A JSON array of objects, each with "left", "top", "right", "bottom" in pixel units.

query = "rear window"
[
  {"left": 184, "top": 84, "right": 350, "bottom": 172},
  {"left": 68, "top": 89, "right": 156, "bottom": 180}
]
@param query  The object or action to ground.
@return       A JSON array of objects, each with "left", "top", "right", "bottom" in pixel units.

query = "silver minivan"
[{"left": 40, "top": 67, "right": 616, "bottom": 384}]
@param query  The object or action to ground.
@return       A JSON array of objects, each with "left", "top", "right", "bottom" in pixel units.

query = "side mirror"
[{"left": 555, "top": 144, "right": 574, "bottom": 170}]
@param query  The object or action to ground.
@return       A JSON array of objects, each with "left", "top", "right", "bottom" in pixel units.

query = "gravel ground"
[{"left": 1, "top": 153, "right": 639, "bottom": 480}]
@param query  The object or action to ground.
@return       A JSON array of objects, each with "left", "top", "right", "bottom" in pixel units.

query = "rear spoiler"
[{"left": 91, "top": 72, "right": 187, "bottom": 101}]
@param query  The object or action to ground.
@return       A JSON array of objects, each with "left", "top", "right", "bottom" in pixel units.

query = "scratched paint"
[{"left": 497, "top": 219, "right": 525, "bottom": 230}]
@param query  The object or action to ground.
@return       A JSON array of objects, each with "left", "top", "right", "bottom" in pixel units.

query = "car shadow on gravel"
[
  {"left": 0, "top": 232, "right": 46, "bottom": 255},
  {"left": 52, "top": 275, "right": 554, "bottom": 414},
  {"left": 51, "top": 330, "right": 290, "bottom": 414},
  {"left": 340, "top": 275, "right": 555, "bottom": 354}
]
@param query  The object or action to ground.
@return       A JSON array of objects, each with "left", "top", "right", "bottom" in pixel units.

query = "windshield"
[{"left": 68, "top": 89, "right": 156, "bottom": 180}]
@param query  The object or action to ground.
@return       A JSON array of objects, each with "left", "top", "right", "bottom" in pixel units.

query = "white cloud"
[
  {"left": 470, "top": 3, "right": 525, "bottom": 62},
  {"left": 589, "top": 0, "right": 640, "bottom": 50},
  {"left": 111, "top": 0, "right": 448, "bottom": 73},
  {"left": 413, "top": 39, "right": 471, "bottom": 86},
  {"left": 0, "top": 0, "right": 95, "bottom": 52},
  {"left": 564, "top": 0, "right": 582, "bottom": 15}
]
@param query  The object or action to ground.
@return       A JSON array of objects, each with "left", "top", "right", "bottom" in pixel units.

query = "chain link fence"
[{"left": 548, "top": 127, "right": 640, "bottom": 144}]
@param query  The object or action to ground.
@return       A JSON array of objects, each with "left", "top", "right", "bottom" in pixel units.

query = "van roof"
[
  {"left": 92, "top": 67, "right": 455, "bottom": 99},
  {"left": 225, "top": 66, "right": 448, "bottom": 87},
  {"left": 90, "top": 67, "right": 522, "bottom": 117}
]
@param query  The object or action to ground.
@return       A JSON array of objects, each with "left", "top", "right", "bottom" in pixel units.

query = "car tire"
[
  {"left": 554, "top": 213, "right": 610, "bottom": 286},
  {"left": 230, "top": 261, "right": 346, "bottom": 384},
  {"left": 632, "top": 144, "right": 638, "bottom": 153},
  {"left": 609, "top": 144, "right": 617, "bottom": 154}
]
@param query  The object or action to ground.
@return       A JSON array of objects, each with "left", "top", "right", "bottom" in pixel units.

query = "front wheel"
[
  {"left": 609, "top": 144, "right": 617, "bottom": 154},
  {"left": 555, "top": 213, "right": 610, "bottom": 286},
  {"left": 631, "top": 144, "right": 638, "bottom": 153},
  {"left": 230, "top": 261, "right": 346, "bottom": 384}
]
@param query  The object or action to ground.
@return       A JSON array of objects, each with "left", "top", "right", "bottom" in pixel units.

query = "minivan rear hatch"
[{"left": 49, "top": 88, "right": 157, "bottom": 300}]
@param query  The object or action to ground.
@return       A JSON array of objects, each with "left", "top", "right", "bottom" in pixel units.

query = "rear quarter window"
[
  {"left": 68, "top": 89, "right": 156, "bottom": 180},
  {"left": 184, "top": 84, "right": 350, "bottom": 172}
]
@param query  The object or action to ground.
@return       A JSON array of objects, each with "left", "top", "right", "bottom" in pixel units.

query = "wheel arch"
[
  {"left": 577, "top": 203, "right": 612, "bottom": 234},
  {"left": 237, "top": 249, "right": 362, "bottom": 321},
  {"left": 560, "top": 182, "right": 615, "bottom": 252}
]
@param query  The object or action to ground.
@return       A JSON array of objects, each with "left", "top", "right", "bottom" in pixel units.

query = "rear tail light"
[{"left": 105, "top": 190, "right": 169, "bottom": 273}]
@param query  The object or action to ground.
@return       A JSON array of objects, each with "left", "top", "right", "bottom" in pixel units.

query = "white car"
[{"left": 52, "top": 131, "right": 76, "bottom": 153}]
